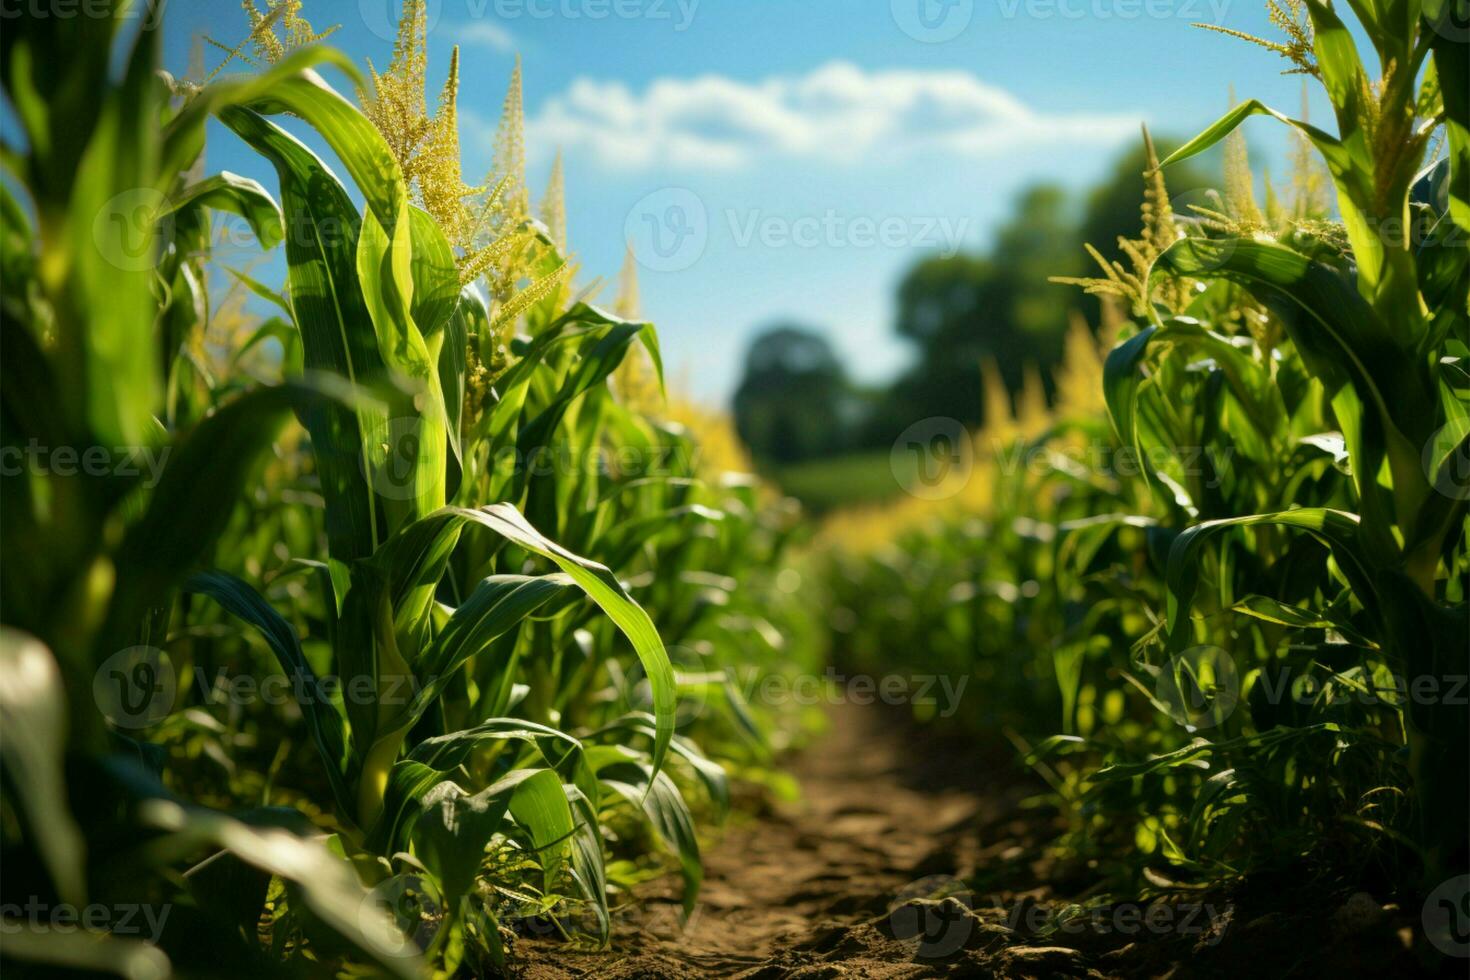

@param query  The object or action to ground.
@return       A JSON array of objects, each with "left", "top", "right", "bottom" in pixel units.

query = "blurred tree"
[
  {"left": 875, "top": 138, "right": 1211, "bottom": 440},
  {"left": 732, "top": 138, "right": 1216, "bottom": 463},
  {"left": 733, "top": 326, "right": 856, "bottom": 464},
  {"left": 877, "top": 185, "right": 1076, "bottom": 435}
]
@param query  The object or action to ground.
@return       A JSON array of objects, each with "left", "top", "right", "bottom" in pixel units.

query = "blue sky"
[{"left": 158, "top": 0, "right": 1331, "bottom": 406}]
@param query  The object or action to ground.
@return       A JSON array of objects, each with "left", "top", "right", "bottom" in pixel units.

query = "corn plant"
[
  {"left": 826, "top": 0, "right": 1467, "bottom": 904},
  {"left": 1123, "top": 0, "right": 1470, "bottom": 885},
  {"left": 1, "top": 4, "right": 431, "bottom": 973},
  {"left": 1, "top": 3, "right": 819, "bottom": 974}
]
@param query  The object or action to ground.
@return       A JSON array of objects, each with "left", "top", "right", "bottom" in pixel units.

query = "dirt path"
[
  {"left": 516, "top": 703, "right": 1070, "bottom": 978},
  {"left": 515, "top": 704, "right": 1427, "bottom": 979}
]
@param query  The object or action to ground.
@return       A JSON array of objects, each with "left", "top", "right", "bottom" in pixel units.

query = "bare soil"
[{"left": 511, "top": 704, "right": 1436, "bottom": 979}]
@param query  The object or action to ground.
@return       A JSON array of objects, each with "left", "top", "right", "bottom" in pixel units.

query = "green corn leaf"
[
  {"left": 233, "top": 315, "right": 303, "bottom": 375},
  {"left": 161, "top": 47, "right": 362, "bottom": 190},
  {"left": 103, "top": 380, "right": 352, "bottom": 651},
  {"left": 1163, "top": 508, "right": 1369, "bottom": 651},
  {"left": 1158, "top": 98, "right": 1378, "bottom": 279},
  {"left": 223, "top": 264, "right": 293, "bottom": 317},
  {"left": 514, "top": 319, "right": 655, "bottom": 504},
  {"left": 409, "top": 718, "right": 585, "bottom": 773},
  {"left": 183, "top": 571, "right": 355, "bottom": 820},
  {"left": 0, "top": 629, "right": 87, "bottom": 909},
  {"left": 394, "top": 575, "right": 579, "bottom": 734},
  {"left": 439, "top": 285, "right": 479, "bottom": 487},
  {"left": 0, "top": 929, "right": 171, "bottom": 980},
  {"left": 369, "top": 720, "right": 586, "bottom": 855},
  {"left": 1154, "top": 239, "right": 1413, "bottom": 414},
  {"left": 61, "top": 10, "right": 162, "bottom": 448},
  {"left": 590, "top": 713, "right": 729, "bottom": 816},
  {"left": 407, "top": 206, "right": 461, "bottom": 339},
  {"left": 165, "top": 171, "right": 283, "bottom": 250},
  {"left": 232, "top": 66, "right": 407, "bottom": 234},
  {"left": 413, "top": 574, "right": 575, "bottom": 679},
  {"left": 1424, "top": 0, "right": 1470, "bottom": 233},
  {"left": 1155, "top": 237, "right": 1434, "bottom": 558},
  {"left": 1101, "top": 325, "right": 1155, "bottom": 455},
  {"left": 138, "top": 799, "right": 422, "bottom": 978},
  {"left": 232, "top": 66, "right": 451, "bottom": 528},
  {"left": 388, "top": 505, "right": 678, "bottom": 774},
  {"left": 1229, "top": 594, "right": 1377, "bottom": 648},
  {"left": 503, "top": 768, "right": 577, "bottom": 894},
  {"left": 219, "top": 107, "right": 388, "bottom": 564},
  {"left": 359, "top": 201, "right": 448, "bottom": 525},
  {"left": 414, "top": 781, "right": 512, "bottom": 921},
  {"left": 1304, "top": 0, "right": 1369, "bottom": 127},
  {"left": 591, "top": 748, "right": 702, "bottom": 919},
  {"left": 366, "top": 760, "right": 444, "bottom": 856},
  {"left": 564, "top": 782, "right": 611, "bottom": 942}
]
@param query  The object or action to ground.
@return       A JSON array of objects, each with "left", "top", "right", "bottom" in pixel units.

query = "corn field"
[{"left": 0, "top": 1, "right": 1466, "bottom": 977}]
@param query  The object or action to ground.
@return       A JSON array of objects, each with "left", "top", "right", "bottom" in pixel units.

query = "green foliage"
[
  {"left": 829, "top": 0, "right": 1469, "bottom": 905},
  {"left": 0, "top": 5, "right": 819, "bottom": 975}
]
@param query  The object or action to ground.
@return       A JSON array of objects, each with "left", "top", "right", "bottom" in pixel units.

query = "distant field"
[{"left": 769, "top": 451, "right": 910, "bottom": 513}]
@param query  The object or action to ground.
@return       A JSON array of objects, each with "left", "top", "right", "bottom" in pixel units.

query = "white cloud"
[
  {"left": 457, "top": 22, "right": 517, "bottom": 52},
  {"left": 521, "top": 61, "right": 1138, "bottom": 169}
]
